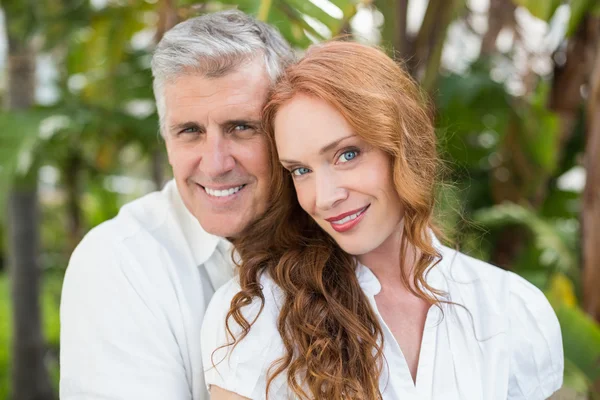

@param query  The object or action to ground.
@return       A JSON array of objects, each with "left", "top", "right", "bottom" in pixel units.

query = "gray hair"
[{"left": 151, "top": 10, "right": 295, "bottom": 135}]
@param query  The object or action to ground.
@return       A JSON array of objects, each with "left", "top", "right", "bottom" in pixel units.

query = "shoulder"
[
  {"left": 201, "top": 274, "right": 287, "bottom": 399},
  {"left": 436, "top": 246, "right": 563, "bottom": 398},
  {"left": 505, "top": 271, "right": 563, "bottom": 398},
  {"left": 202, "top": 274, "right": 283, "bottom": 357},
  {"left": 437, "top": 245, "right": 560, "bottom": 327},
  {"left": 63, "top": 181, "right": 209, "bottom": 325},
  {"left": 436, "top": 245, "right": 545, "bottom": 317},
  {"left": 204, "top": 273, "right": 283, "bottom": 322},
  {"left": 67, "top": 181, "right": 200, "bottom": 282},
  {"left": 69, "top": 183, "right": 172, "bottom": 262}
]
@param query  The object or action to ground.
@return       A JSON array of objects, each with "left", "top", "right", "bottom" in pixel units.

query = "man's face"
[{"left": 163, "top": 60, "right": 271, "bottom": 238}]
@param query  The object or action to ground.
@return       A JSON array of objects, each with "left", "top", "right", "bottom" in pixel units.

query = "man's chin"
[{"left": 197, "top": 216, "right": 246, "bottom": 239}]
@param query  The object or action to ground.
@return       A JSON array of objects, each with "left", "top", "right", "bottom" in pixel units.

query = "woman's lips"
[{"left": 327, "top": 205, "right": 370, "bottom": 233}]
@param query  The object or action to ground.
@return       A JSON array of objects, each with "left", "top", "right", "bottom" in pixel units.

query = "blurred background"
[{"left": 0, "top": 0, "right": 599, "bottom": 399}]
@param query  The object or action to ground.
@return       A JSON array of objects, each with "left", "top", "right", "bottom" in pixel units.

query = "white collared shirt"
[
  {"left": 201, "top": 237, "right": 563, "bottom": 399},
  {"left": 60, "top": 180, "right": 235, "bottom": 400}
]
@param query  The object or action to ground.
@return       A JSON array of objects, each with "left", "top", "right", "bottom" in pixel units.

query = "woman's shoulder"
[
  {"left": 436, "top": 245, "right": 563, "bottom": 398},
  {"left": 201, "top": 273, "right": 288, "bottom": 399},
  {"left": 436, "top": 245, "right": 552, "bottom": 314},
  {"left": 205, "top": 273, "right": 284, "bottom": 323}
]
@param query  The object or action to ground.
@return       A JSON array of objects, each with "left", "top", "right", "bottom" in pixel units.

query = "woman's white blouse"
[{"left": 201, "top": 242, "right": 564, "bottom": 399}]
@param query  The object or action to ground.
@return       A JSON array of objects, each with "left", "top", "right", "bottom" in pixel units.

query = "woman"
[{"left": 201, "top": 41, "right": 563, "bottom": 399}]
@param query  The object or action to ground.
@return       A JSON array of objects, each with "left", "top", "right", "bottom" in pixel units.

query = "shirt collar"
[
  {"left": 356, "top": 230, "right": 449, "bottom": 299},
  {"left": 166, "top": 180, "right": 232, "bottom": 267}
]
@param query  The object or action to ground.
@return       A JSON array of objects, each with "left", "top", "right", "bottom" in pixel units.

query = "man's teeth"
[
  {"left": 204, "top": 185, "right": 244, "bottom": 197},
  {"left": 332, "top": 209, "right": 365, "bottom": 225}
]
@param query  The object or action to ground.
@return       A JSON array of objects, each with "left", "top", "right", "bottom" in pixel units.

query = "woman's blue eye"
[
  {"left": 338, "top": 150, "right": 358, "bottom": 163},
  {"left": 292, "top": 167, "right": 310, "bottom": 176}
]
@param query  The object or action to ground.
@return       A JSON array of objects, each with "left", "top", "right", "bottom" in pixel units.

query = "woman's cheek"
[{"left": 295, "top": 182, "right": 315, "bottom": 215}]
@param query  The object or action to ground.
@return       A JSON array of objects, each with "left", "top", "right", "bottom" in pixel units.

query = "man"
[{"left": 60, "top": 10, "right": 294, "bottom": 399}]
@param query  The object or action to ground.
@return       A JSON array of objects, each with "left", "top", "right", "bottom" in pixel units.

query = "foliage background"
[{"left": 0, "top": 0, "right": 599, "bottom": 399}]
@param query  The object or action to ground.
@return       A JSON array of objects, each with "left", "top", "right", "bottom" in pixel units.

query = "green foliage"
[
  {"left": 0, "top": 271, "right": 62, "bottom": 398},
  {"left": 473, "top": 203, "right": 578, "bottom": 276},
  {"left": 210, "top": 0, "right": 356, "bottom": 47},
  {"left": 517, "top": 83, "right": 561, "bottom": 175},
  {"left": 0, "top": 111, "right": 52, "bottom": 208},
  {"left": 546, "top": 273, "right": 600, "bottom": 386},
  {"left": 557, "top": 303, "right": 600, "bottom": 382},
  {"left": 437, "top": 65, "right": 512, "bottom": 170}
]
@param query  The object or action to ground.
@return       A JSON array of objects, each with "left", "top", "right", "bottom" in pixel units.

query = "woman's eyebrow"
[
  {"left": 279, "top": 135, "right": 357, "bottom": 165},
  {"left": 318, "top": 135, "right": 356, "bottom": 155}
]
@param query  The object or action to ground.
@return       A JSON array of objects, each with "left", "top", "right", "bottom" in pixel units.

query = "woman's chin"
[{"left": 336, "top": 239, "right": 374, "bottom": 257}]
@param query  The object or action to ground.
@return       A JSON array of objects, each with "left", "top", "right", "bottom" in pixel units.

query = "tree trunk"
[
  {"left": 582, "top": 19, "right": 600, "bottom": 323},
  {"left": 377, "top": 0, "right": 411, "bottom": 64},
  {"left": 151, "top": 148, "right": 166, "bottom": 190},
  {"left": 394, "top": 0, "right": 409, "bottom": 57},
  {"left": 548, "top": 15, "right": 599, "bottom": 166},
  {"left": 64, "top": 150, "right": 83, "bottom": 253},
  {"left": 415, "top": 0, "right": 461, "bottom": 91},
  {"left": 7, "top": 184, "right": 54, "bottom": 400},
  {"left": 154, "top": 0, "right": 179, "bottom": 43},
  {"left": 480, "top": 0, "right": 516, "bottom": 57},
  {"left": 5, "top": 37, "right": 55, "bottom": 400}
]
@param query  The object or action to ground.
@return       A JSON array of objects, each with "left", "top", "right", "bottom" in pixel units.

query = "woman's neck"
[{"left": 357, "top": 221, "right": 419, "bottom": 296}]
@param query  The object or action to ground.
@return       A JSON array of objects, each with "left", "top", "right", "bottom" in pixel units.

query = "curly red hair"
[{"left": 222, "top": 41, "right": 442, "bottom": 399}]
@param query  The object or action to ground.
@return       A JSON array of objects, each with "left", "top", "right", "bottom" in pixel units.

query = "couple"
[{"left": 60, "top": 10, "right": 563, "bottom": 400}]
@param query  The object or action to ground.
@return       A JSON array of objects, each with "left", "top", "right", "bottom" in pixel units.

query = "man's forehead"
[
  {"left": 164, "top": 74, "right": 268, "bottom": 125},
  {"left": 167, "top": 59, "right": 270, "bottom": 94}
]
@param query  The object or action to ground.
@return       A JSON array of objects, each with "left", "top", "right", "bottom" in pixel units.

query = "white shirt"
[
  {"left": 201, "top": 237, "right": 563, "bottom": 399},
  {"left": 60, "top": 180, "right": 235, "bottom": 400}
]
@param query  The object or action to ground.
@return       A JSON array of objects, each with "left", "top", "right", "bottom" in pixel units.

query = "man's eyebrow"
[
  {"left": 280, "top": 134, "right": 356, "bottom": 164},
  {"left": 221, "top": 118, "right": 261, "bottom": 127}
]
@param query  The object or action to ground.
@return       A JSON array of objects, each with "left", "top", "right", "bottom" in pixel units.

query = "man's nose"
[
  {"left": 315, "top": 170, "right": 348, "bottom": 211},
  {"left": 201, "top": 133, "right": 235, "bottom": 177}
]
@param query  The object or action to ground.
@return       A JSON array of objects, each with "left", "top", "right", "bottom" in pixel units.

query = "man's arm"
[{"left": 60, "top": 226, "right": 192, "bottom": 399}]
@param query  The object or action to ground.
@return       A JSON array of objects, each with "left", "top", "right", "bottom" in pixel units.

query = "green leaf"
[
  {"left": 257, "top": 0, "right": 274, "bottom": 20},
  {"left": 521, "top": 110, "right": 560, "bottom": 174},
  {"left": 436, "top": 68, "right": 511, "bottom": 169},
  {"left": 273, "top": 2, "right": 327, "bottom": 43},
  {"left": 555, "top": 303, "right": 600, "bottom": 382},
  {"left": 286, "top": 0, "right": 341, "bottom": 33},
  {"left": 472, "top": 203, "right": 578, "bottom": 276}
]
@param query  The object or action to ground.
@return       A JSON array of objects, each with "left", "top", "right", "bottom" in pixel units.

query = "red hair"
[{"left": 223, "top": 41, "right": 442, "bottom": 399}]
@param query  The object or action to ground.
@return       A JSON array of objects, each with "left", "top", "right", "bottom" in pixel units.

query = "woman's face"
[{"left": 274, "top": 94, "right": 404, "bottom": 256}]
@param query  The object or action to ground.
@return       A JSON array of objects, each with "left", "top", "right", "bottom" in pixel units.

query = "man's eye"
[
  {"left": 232, "top": 124, "right": 256, "bottom": 138},
  {"left": 291, "top": 167, "right": 310, "bottom": 176},
  {"left": 337, "top": 150, "right": 359, "bottom": 163},
  {"left": 179, "top": 126, "right": 199, "bottom": 135}
]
